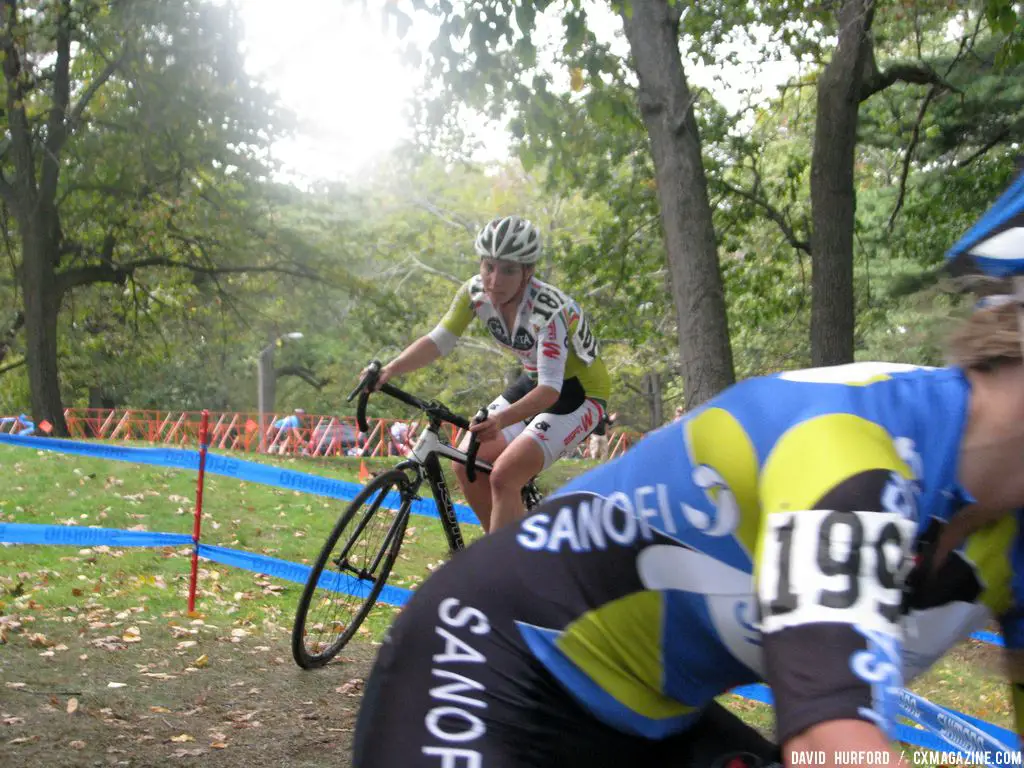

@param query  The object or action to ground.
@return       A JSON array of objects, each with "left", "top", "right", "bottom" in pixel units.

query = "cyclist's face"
[{"left": 480, "top": 259, "right": 527, "bottom": 303}]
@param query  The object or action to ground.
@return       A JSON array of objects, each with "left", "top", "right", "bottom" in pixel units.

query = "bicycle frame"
[{"left": 395, "top": 422, "right": 494, "bottom": 554}]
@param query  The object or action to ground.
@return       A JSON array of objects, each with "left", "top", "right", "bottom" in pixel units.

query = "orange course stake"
[
  {"left": 187, "top": 410, "right": 211, "bottom": 615},
  {"left": 358, "top": 459, "right": 370, "bottom": 483}
]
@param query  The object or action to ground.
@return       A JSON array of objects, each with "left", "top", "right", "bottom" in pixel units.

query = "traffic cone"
[{"left": 358, "top": 460, "right": 370, "bottom": 483}]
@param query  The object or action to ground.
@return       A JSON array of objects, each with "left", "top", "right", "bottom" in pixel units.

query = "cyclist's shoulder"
[
  {"left": 527, "top": 276, "right": 580, "bottom": 306},
  {"left": 443, "top": 275, "right": 487, "bottom": 315}
]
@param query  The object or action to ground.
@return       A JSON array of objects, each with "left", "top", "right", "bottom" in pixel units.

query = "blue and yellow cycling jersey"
[{"left": 506, "top": 362, "right": 1024, "bottom": 742}]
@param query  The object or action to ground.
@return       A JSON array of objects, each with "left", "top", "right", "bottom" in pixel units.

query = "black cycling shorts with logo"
[{"left": 351, "top": 522, "right": 780, "bottom": 768}]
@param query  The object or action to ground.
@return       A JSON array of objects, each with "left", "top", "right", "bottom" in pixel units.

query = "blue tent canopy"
[{"left": 946, "top": 168, "right": 1024, "bottom": 278}]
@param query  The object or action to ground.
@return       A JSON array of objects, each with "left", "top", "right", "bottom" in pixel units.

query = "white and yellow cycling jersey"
[{"left": 428, "top": 274, "right": 611, "bottom": 402}]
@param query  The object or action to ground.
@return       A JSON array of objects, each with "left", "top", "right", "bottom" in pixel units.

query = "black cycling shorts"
[{"left": 351, "top": 524, "right": 779, "bottom": 768}]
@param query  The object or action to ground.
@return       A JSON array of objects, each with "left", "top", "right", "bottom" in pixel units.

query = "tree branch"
[
  {"left": 69, "top": 49, "right": 126, "bottom": 126},
  {"left": 887, "top": 85, "right": 939, "bottom": 233},
  {"left": 407, "top": 252, "right": 463, "bottom": 285},
  {"left": 717, "top": 179, "right": 811, "bottom": 254},
  {"left": 0, "top": 356, "right": 25, "bottom": 376},
  {"left": 860, "top": 60, "right": 960, "bottom": 102},
  {"left": 0, "top": 309, "right": 24, "bottom": 365},
  {"left": 956, "top": 127, "right": 1013, "bottom": 168},
  {"left": 40, "top": 0, "right": 72, "bottom": 205},
  {"left": 409, "top": 197, "right": 476, "bottom": 234},
  {"left": 276, "top": 365, "right": 329, "bottom": 390},
  {"left": 2, "top": 0, "right": 38, "bottom": 206},
  {"left": 55, "top": 258, "right": 321, "bottom": 299}
]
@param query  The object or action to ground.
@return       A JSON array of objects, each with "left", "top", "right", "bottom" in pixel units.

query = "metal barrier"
[{"left": 47, "top": 408, "right": 640, "bottom": 461}]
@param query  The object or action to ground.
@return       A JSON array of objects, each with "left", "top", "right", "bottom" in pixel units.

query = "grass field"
[{"left": 0, "top": 441, "right": 1016, "bottom": 766}]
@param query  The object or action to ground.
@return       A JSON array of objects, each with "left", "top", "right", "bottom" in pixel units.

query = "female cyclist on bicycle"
[{"left": 370, "top": 215, "right": 611, "bottom": 532}]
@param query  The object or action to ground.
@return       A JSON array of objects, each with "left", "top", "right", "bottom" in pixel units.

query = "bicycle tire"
[{"left": 291, "top": 469, "right": 411, "bottom": 669}]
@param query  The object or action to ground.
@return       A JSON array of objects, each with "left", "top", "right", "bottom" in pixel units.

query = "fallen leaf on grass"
[
  {"left": 107, "top": 682, "right": 127, "bottom": 689},
  {"left": 170, "top": 734, "right": 195, "bottom": 743},
  {"left": 122, "top": 626, "right": 142, "bottom": 643},
  {"left": 2, "top": 716, "right": 26, "bottom": 725},
  {"left": 5, "top": 682, "right": 26, "bottom": 690},
  {"left": 192, "top": 654, "right": 208, "bottom": 669},
  {"left": 172, "top": 748, "right": 206, "bottom": 757},
  {"left": 335, "top": 678, "right": 363, "bottom": 695},
  {"left": 70, "top": 740, "right": 86, "bottom": 749},
  {"left": 211, "top": 741, "right": 228, "bottom": 749},
  {"left": 7, "top": 735, "right": 39, "bottom": 744},
  {"left": 150, "top": 706, "right": 171, "bottom": 713},
  {"left": 67, "top": 697, "right": 78, "bottom": 714},
  {"left": 90, "top": 636, "right": 127, "bottom": 651}
]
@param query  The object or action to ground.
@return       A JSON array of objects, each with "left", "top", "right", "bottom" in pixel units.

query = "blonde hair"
[{"left": 946, "top": 277, "right": 1024, "bottom": 370}]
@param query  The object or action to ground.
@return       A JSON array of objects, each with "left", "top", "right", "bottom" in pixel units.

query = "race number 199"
[{"left": 759, "top": 509, "right": 914, "bottom": 635}]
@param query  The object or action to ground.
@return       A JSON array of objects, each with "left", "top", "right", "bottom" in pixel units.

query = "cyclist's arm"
[
  {"left": 382, "top": 335, "right": 443, "bottom": 380},
  {"left": 492, "top": 385, "right": 559, "bottom": 430},
  {"left": 756, "top": 422, "right": 916, "bottom": 763},
  {"left": 382, "top": 281, "right": 476, "bottom": 381},
  {"left": 426, "top": 279, "right": 475, "bottom": 357}
]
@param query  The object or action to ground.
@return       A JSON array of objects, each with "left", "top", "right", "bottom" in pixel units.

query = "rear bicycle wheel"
[{"left": 291, "top": 468, "right": 412, "bottom": 669}]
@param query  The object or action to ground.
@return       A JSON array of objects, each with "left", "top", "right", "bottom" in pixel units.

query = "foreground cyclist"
[
  {"left": 351, "top": 282, "right": 1024, "bottom": 766},
  {"left": 371, "top": 215, "right": 611, "bottom": 532}
]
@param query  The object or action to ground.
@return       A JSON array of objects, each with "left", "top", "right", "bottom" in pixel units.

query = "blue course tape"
[
  {"left": 0, "top": 522, "right": 192, "bottom": 548},
  {"left": 899, "top": 689, "right": 1019, "bottom": 762},
  {"left": 730, "top": 684, "right": 1020, "bottom": 759},
  {"left": 197, "top": 544, "right": 412, "bottom": 607},
  {"left": 0, "top": 432, "right": 199, "bottom": 470},
  {"left": 971, "top": 630, "right": 1005, "bottom": 647},
  {"left": 0, "top": 433, "right": 480, "bottom": 525}
]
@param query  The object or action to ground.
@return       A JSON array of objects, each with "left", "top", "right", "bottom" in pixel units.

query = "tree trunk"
[
  {"left": 19, "top": 216, "right": 68, "bottom": 435},
  {"left": 809, "top": 0, "right": 876, "bottom": 366},
  {"left": 621, "top": 1, "right": 734, "bottom": 407},
  {"left": 643, "top": 369, "right": 663, "bottom": 430}
]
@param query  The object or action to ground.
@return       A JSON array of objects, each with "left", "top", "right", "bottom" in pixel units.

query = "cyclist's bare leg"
[
  {"left": 488, "top": 433, "right": 545, "bottom": 532},
  {"left": 451, "top": 432, "right": 508, "bottom": 531}
]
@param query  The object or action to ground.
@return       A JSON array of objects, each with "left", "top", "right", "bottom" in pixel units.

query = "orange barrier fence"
[{"left": 41, "top": 408, "right": 639, "bottom": 461}]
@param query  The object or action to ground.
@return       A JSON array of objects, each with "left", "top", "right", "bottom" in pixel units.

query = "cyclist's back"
[{"left": 352, "top": 361, "right": 1024, "bottom": 767}]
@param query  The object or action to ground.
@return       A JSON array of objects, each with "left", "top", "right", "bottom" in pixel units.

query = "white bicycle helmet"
[{"left": 474, "top": 216, "right": 542, "bottom": 265}]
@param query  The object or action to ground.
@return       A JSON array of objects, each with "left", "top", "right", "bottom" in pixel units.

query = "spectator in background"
[
  {"left": 0, "top": 413, "right": 35, "bottom": 436},
  {"left": 389, "top": 420, "right": 411, "bottom": 457},
  {"left": 674, "top": 405, "right": 684, "bottom": 421},
  {"left": 586, "top": 411, "right": 617, "bottom": 461},
  {"left": 270, "top": 408, "right": 305, "bottom": 454}
]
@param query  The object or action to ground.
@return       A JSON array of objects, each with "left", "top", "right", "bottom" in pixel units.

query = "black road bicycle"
[{"left": 291, "top": 360, "right": 543, "bottom": 669}]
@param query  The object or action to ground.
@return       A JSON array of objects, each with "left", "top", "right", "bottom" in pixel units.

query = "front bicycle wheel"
[{"left": 291, "top": 468, "right": 412, "bottom": 669}]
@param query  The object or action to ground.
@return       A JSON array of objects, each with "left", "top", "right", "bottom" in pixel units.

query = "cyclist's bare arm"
[
  {"left": 375, "top": 336, "right": 443, "bottom": 388},
  {"left": 784, "top": 720, "right": 905, "bottom": 767}
]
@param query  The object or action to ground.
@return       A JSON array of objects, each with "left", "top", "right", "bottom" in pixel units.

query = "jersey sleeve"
[
  {"left": 427, "top": 279, "right": 475, "bottom": 356},
  {"left": 535, "top": 312, "right": 569, "bottom": 392},
  {"left": 755, "top": 414, "right": 917, "bottom": 745}
]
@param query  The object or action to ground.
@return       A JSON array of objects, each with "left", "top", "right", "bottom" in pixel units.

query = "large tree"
[{"left": 0, "top": 0, "right": 315, "bottom": 434}]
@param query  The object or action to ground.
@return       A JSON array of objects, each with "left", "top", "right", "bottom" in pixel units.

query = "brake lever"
[{"left": 464, "top": 407, "right": 489, "bottom": 483}]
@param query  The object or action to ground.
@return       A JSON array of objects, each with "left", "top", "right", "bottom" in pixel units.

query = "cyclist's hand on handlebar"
[
  {"left": 469, "top": 410, "right": 504, "bottom": 443},
  {"left": 360, "top": 362, "right": 393, "bottom": 392}
]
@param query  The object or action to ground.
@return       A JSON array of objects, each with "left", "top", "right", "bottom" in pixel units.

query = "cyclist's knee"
[{"left": 490, "top": 461, "right": 527, "bottom": 496}]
